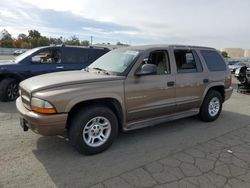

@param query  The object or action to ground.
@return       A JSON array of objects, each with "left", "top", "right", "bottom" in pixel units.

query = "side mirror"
[
  {"left": 136, "top": 64, "right": 157, "bottom": 76},
  {"left": 31, "top": 56, "right": 41, "bottom": 63}
]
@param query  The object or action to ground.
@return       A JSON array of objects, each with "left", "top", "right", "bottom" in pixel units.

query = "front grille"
[{"left": 20, "top": 88, "right": 31, "bottom": 110}]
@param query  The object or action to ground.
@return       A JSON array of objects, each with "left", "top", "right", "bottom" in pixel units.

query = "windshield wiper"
[{"left": 91, "top": 67, "right": 110, "bottom": 75}]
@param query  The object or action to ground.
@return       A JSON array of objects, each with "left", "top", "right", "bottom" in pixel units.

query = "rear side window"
[
  {"left": 63, "top": 48, "right": 89, "bottom": 64},
  {"left": 201, "top": 50, "right": 226, "bottom": 71},
  {"left": 174, "top": 50, "right": 203, "bottom": 73}
]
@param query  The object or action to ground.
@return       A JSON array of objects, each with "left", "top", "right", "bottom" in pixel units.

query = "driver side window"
[
  {"left": 32, "top": 49, "right": 61, "bottom": 64},
  {"left": 143, "top": 51, "right": 170, "bottom": 75}
]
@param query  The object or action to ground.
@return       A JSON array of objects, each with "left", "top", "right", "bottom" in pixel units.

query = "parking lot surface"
[
  {"left": 0, "top": 55, "right": 13, "bottom": 62},
  {"left": 1, "top": 80, "right": 250, "bottom": 187}
]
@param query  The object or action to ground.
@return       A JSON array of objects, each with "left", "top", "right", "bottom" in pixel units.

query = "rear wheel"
[
  {"left": 199, "top": 90, "right": 223, "bottom": 122},
  {"left": 0, "top": 78, "right": 19, "bottom": 102},
  {"left": 69, "top": 105, "right": 118, "bottom": 155}
]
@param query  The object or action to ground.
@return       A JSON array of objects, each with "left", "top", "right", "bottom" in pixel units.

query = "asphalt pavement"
[
  {"left": 0, "top": 88, "right": 250, "bottom": 187},
  {"left": 0, "top": 55, "right": 14, "bottom": 62},
  {"left": 0, "top": 54, "right": 250, "bottom": 187}
]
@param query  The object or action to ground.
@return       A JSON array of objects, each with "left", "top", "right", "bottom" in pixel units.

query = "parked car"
[
  {"left": 13, "top": 49, "right": 27, "bottom": 56},
  {"left": 246, "top": 68, "right": 250, "bottom": 84},
  {"left": 16, "top": 45, "right": 233, "bottom": 155},
  {"left": 227, "top": 60, "right": 239, "bottom": 65},
  {"left": 0, "top": 45, "right": 109, "bottom": 101},
  {"left": 228, "top": 62, "right": 247, "bottom": 73},
  {"left": 235, "top": 66, "right": 250, "bottom": 85}
]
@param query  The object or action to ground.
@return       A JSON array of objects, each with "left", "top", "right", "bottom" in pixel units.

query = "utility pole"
[{"left": 90, "top": 36, "right": 93, "bottom": 45}]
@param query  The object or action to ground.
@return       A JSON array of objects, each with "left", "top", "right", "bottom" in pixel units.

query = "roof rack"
[
  {"left": 49, "top": 44, "right": 65, "bottom": 47},
  {"left": 89, "top": 45, "right": 110, "bottom": 51},
  {"left": 169, "top": 44, "right": 214, "bottom": 50}
]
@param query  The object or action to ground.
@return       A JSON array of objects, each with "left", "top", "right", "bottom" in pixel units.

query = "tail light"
[{"left": 225, "top": 75, "right": 232, "bottom": 88}]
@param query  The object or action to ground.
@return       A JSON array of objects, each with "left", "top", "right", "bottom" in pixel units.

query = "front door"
[
  {"left": 125, "top": 50, "right": 176, "bottom": 123},
  {"left": 29, "top": 47, "right": 63, "bottom": 77}
]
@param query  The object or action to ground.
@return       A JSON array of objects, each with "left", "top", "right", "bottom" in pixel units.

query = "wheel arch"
[
  {"left": 201, "top": 84, "right": 225, "bottom": 106},
  {"left": 0, "top": 73, "right": 23, "bottom": 83},
  {"left": 66, "top": 98, "right": 124, "bottom": 132}
]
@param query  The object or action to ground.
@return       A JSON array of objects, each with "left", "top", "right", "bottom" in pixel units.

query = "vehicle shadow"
[{"left": 32, "top": 110, "right": 250, "bottom": 187}]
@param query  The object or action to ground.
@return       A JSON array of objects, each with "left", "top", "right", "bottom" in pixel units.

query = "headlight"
[{"left": 31, "top": 97, "right": 57, "bottom": 114}]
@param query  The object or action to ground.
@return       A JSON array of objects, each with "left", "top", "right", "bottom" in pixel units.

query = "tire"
[
  {"left": 0, "top": 78, "right": 19, "bottom": 102},
  {"left": 69, "top": 105, "right": 118, "bottom": 155},
  {"left": 199, "top": 90, "right": 223, "bottom": 122}
]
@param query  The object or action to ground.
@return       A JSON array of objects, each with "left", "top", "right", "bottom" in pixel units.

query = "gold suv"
[{"left": 16, "top": 45, "right": 233, "bottom": 155}]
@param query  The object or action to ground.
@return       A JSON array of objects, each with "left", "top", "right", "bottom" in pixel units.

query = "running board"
[{"left": 124, "top": 110, "right": 199, "bottom": 131}]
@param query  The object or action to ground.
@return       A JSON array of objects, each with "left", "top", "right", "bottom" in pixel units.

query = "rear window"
[{"left": 200, "top": 50, "right": 226, "bottom": 71}]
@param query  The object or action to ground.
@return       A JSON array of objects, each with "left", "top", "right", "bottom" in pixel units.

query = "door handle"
[
  {"left": 167, "top": 81, "right": 175, "bottom": 87},
  {"left": 56, "top": 66, "right": 64, "bottom": 69},
  {"left": 203, "top": 79, "right": 209, "bottom": 83}
]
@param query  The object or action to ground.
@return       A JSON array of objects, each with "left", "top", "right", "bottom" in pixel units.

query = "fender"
[
  {"left": 65, "top": 93, "right": 125, "bottom": 111},
  {"left": 0, "top": 72, "right": 26, "bottom": 83},
  {"left": 65, "top": 94, "right": 127, "bottom": 127}
]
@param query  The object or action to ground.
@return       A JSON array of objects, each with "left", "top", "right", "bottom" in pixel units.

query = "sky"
[{"left": 0, "top": 0, "right": 250, "bottom": 48}]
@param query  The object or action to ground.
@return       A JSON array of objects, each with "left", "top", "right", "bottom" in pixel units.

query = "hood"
[
  {"left": 0, "top": 60, "right": 16, "bottom": 65},
  {"left": 20, "top": 70, "right": 125, "bottom": 93}
]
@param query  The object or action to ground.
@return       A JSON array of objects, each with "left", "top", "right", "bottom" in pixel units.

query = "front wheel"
[
  {"left": 0, "top": 78, "right": 19, "bottom": 102},
  {"left": 69, "top": 106, "right": 118, "bottom": 155},
  {"left": 199, "top": 90, "right": 223, "bottom": 122}
]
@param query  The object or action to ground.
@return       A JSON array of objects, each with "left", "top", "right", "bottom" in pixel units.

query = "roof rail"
[{"left": 89, "top": 45, "right": 110, "bottom": 51}]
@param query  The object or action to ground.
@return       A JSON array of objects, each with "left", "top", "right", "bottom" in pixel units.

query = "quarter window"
[{"left": 200, "top": 50, "right": 226, "bottom": 71}]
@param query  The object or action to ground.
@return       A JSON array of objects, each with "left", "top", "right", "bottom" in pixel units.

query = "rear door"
[
  {"left": 173, "top": 48, "right": 206, "bottom": 112},
  {"left": 61, "top": 47, "right": 90, "bottom": 71}
]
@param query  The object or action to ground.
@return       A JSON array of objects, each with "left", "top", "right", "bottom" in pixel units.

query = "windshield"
[
  {"left": 14, "top": 48, "right": 39, "bottom": 63},
  {"left": 88, "top": 49, "right": 140, "bottom": 74}
]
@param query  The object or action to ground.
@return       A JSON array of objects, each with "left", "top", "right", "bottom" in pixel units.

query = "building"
[
  {"left": 244, "top": 49, "right": 250, "bottom": 57},
  {"left": 220, "top": 48, "right": 250, "bottom": 58}
]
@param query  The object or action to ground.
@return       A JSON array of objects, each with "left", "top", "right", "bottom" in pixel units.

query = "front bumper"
[
  {"left": 16, "top": 97, "right": 68, "bottom": 136},
  {"left": 225, "top": 86, "right": 233, "bottom": 101}
]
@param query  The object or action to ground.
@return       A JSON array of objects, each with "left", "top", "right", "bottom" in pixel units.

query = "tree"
[
  {"left": 1, "top": 29, "right": 12, "bottom": 40},
  {"left": 28, "top": 30, "right": 41, "bottom": 39},
  {"left": 38, "top": 36, "right": 50, "bottom": 46},
  {"left": 49, "top": 37, "right": 63, "bottom": 45},
  {"left": 81, "top": 40, "right": 90, "bottom": 46},
  {"left": 21, "top": 41, "right": 30, "bottom": 49},
  {"left": 29, "top": 36, "right": 50, "bottom": 48},
  {"left": 14, "top": 40, "right": 22, "bottom": 48},
  {"left": 65, "top": 35, "right": 80, "bottom": 46},
  {"left": 18, "top": 33, "right": 28, "bottom": 42},
  {"left": 221, "top": 51, "right": 229, "bottom": 58},
  {"left": 0, "top": 29, "right": 14, "bottom": 48}
]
